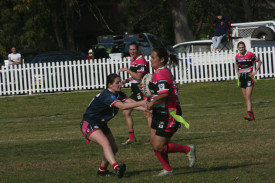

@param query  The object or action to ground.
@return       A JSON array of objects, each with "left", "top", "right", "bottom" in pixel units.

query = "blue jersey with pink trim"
[
  {"left": 235, "top": 51, "right": 260, "bottom": 74},
  {"left": 149, "top": 66, "right": 180, "bottom": 108},
  {"left": 83, "top": 89, "right": 127, "bottom": 123}
]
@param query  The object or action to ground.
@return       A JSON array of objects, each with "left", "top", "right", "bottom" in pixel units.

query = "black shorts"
[
  {"left": 151, "top": 106, "right": 182, "bottom": 138},
  {"left": 130, "top": 83, "right": 144, "bottom": 101},
  {"left": 239, "top": 73, "right": 254, "bottom": 88},
  {"left": 80, "top": 120, "right": 111, "bottom": 144}
]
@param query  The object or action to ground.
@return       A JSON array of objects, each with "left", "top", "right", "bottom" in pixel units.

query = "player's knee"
[{"left": 152, "top": 143, "right": 165, "bottom": 152}]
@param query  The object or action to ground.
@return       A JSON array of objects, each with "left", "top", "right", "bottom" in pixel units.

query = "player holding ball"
[{"left": 144, "top": 48, "right": 196, "bottom": 177}]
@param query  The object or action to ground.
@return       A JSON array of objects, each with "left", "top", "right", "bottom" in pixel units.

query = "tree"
[{"left": 172, "top": 0, "right": 193, "bottom": 43}]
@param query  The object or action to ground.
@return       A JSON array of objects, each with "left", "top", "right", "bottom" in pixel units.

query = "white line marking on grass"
[{"left": 1, "top": 129, "right": 274, "bottom": 143}]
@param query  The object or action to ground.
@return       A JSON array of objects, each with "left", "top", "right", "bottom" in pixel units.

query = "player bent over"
[
  {"left": 235, "top": 41, "right": 262, "bottom": 121},
  {"left": 147, "top": 48, "right": 196, "bottom": 177},
  {"left": 80, "top": 74, "right": 148, "bottom": 178}
]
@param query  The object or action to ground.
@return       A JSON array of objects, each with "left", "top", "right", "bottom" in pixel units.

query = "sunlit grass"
[{"left": 0, "top": 79, "right": 274, "bottom": 183}]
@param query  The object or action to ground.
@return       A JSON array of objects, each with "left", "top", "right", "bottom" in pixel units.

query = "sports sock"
[
  {"left": 154, "top": 151, "right": 172, "bottom": 171},
  {"left": 112, "top": 162, "right": 119, "bottom": 171},
  {"left": 164, "top": 142, "right": 191, "bottom": 154},
  {"left": 98, "top": 165, "right": 107, "bottom": 173},
  {"left": 128, "top": 130, "right": 135, "bottom": 139}
]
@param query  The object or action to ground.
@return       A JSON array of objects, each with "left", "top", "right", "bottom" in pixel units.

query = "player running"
[
  {"left": 118, "top": 42, "right": 152, "bottom": 145},
  {"left": 80, "top": 74, "right": 147, "bottom": 178},
  {"left": 235, "top": 41, "right": 262, "bottom": 121},
  {"left": 146, "top": 48, "right": 196, "bottom": 177}
]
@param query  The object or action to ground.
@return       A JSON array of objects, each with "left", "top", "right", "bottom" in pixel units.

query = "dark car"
[
  {"left": 88, "top": 33, "right": 170, "bottom": 60},
  {"left": 31, "top": 51, "right": 86, "bottom": 64}
]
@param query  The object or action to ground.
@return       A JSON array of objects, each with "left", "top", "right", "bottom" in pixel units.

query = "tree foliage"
[{"left": 0, "top": 0, "right": 273, "bottom": 56}]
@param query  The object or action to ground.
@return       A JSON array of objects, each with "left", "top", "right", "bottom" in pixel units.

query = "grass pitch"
[{"left": 0, "top": 79, "right": 274, "bottom": 183}]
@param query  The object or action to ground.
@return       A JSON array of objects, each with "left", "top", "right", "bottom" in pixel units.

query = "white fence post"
[{"left": 0, "top": 48, "right": 274, "bottom": 96}]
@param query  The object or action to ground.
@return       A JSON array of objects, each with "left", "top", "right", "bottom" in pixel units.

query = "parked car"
[
  {"left": 173, "top": 40, "right": 213, "bottom": 54},
  {"left": 30, "top": 51, "right": 86, "bottom": 86},
  {"left": 31, "top": 51, "right": 86, "bottom": 64},
  {"left": 88, "top": 33, "right": 170, "bottom": 60}
]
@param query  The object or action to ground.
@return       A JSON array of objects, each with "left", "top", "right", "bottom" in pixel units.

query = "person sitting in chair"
[{"left": 212, "top": 16, "right": 231, "bottom": 51}]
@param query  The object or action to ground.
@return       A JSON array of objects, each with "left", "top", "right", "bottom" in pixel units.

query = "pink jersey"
[
  {"left": 149, "top": 66, "right": 180, "bottom": 108},
  {"left": 130, "top": 55, "right": 148, "bottom": 84},
  {"left": 235, "top": 51, "right": 260, "bottom": 73}
]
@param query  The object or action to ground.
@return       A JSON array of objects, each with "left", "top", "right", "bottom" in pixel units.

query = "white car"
[{"left": 173, "top": 40, "right": 213, "bottom": 54}]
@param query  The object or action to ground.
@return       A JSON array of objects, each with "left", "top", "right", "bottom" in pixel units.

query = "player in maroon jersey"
[
  {"left": 118, "top": 42, "right": 152, "bottom": 145},
  {"left": 146, "top": 48, "right": 196, "bottom": 177},
  {"left": 235, "top": 41, "right": 262, "bottom": 121}
]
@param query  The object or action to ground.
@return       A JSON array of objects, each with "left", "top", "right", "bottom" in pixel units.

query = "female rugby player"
[
  {"left": 147, "top": 48, "right": 196, "bottom": 177},
  {"left": 80, "top": 74, "right": 147, "bottom": 178},
  {"left": 235, "top": 41, "right": 262, "bottom": 121}
]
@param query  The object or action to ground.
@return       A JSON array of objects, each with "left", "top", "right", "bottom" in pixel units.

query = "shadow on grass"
[
  {"left": 174, "top": 162, "right": 264, "bottom": 175},
  {"left": 125, "top": 162, "right": 264, "bottom": 177}
]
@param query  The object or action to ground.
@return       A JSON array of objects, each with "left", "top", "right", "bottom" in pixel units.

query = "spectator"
[
  {"left": 212, "top": 16, "right": 231, "bottom": 51},
  {"left": 8, "top": 46, "right": 21, "bottom": 66}
]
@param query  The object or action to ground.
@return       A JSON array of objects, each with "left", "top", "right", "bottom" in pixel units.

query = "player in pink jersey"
[
  {"left": 235, "top": 41, "right": 262, "bottom": 121},
  {"left": 118, "top": 42, "right": 152, "bottom": 145},
  {"left": 146, "top": 48, "right": 196, "bottom": 177}
]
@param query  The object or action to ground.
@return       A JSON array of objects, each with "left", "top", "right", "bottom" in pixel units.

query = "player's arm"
[
  {"left": 235, "top": 62, "right": 240, "bottom": 77},
  {"left": 147, "top": 93, "right": 169, "bottom": 110},
  {"left": 118, "top": 68, "right": 143, "bottom": 80},
  {"left": 124, "top": 98, "right": 148, "bottom": 112},
  {"left": 251, "top": 60, "right": 262, "bottom": 76},
  {"left": 114, "top": 99, "right": 146, "bottom": 110}
]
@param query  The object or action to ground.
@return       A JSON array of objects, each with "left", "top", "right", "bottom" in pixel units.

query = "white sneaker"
[
  {"left": 153, "top": 169, "right": 174, "bottom": 177},
  {"left": 187, "top": 144, "right": 196, "bottom": 167}
]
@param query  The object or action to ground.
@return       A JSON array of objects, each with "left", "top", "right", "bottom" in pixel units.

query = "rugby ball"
[{"left": 142, "top": 73, "right": 152, "bottom": 98}]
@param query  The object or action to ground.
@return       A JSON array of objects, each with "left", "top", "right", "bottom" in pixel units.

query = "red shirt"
[
  {"left": 235, "top": 51, "right": 260, "bottom": 73},
  {"left": 129, "top": 55, "right": 148, "bottom": 84},
  {"left": 149, "top": 66, "right": 180, "bottom": 108}
]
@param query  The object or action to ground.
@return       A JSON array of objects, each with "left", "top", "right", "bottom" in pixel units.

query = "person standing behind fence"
[
  {"left": 212, "top": 16, "right": 231, "bottom": 51},
  {"left": 146, "top": 48, "right": 196, "bottom": 177},
  {"left": 8, "top": 46, "right": 21, "bottom": 66},
  {"left": 235, "top": 41, "right": 262, "bottom": 121},
  {"left": 118, "top": 42, "right": 152, "bottom": 145}
]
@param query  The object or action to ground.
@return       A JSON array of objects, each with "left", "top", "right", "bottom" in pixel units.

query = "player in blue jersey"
[{"left": 80, "top": 73, "right": 148, "bottom": 178}]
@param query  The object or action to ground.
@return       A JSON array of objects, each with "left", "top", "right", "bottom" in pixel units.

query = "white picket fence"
[{"left": 0, "top": 47, "right": 274, "bottom": 96}]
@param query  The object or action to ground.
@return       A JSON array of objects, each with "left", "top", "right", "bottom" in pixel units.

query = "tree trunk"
[
  {"left": 171, "top": 0, "right": 193, "bottom": 43},
  {"left": 242, "top": 0, "right": 254, "bottom": 21},
  {"left": 65, "top": 2, "right": 75, "bottom": 51},
  {"left": 52, "top": 15, "right": 65, "bottom": 50}
]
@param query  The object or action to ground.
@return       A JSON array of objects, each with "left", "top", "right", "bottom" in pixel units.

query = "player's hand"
[
  {"left": 121, "top": 80, "right": 127, "bottom": 85},
  {"left": 139, "top": 82, "right": 144, "bottom": 93},
  {"left": 147, "top": 101, "right": 154, "bottom": 110},
  {"left": 118, "top": 68, "right": 128, "bottom": 73},
  {"left": 249, "top": 72, "right": 256, "bottom": 77}
]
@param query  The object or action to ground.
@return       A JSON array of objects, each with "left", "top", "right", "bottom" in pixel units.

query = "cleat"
[
  {"left": 187, "top": 144, "right": 196, "bottom": 167},
  {"left": 244, "top": 114, "right": 255, "bottom": 121},
  {"left": 121, "top": 138, "right": 136, "bottom": 145},
  {"left": 153, "top": 169, "right": 174, "bottom": 177},
  {"left": 97, "top": 170, "right": 115, "bottom": 177},
  {"left": 116, "top": 164, "right": 126, "bottom": 178}
]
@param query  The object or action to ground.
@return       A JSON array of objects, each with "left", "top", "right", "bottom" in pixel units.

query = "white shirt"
[{"left": 8, "top": 53, "right": 21, "bottom": 66}]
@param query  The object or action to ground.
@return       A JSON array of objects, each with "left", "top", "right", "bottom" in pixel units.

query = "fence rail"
[{"left": 0, "top": 47, "right": 274, "bottom": 96}]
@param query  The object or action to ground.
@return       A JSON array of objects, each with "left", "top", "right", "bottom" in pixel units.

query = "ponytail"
[{"left": 153, "top": 48, "right": 179, "bottom": 67}]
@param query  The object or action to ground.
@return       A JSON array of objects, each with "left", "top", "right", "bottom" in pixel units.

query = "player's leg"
[
  {"left": 243, "top": 86, "right": 255, "bottom": 120},
  {"left": 121, "top": 108, "right": 136, "bottom": 145},
  {"left": 143, "top": 111, "right": 152, "bottom": 144},
  {"left": 96, "top": 132, "right": 118, "bottom": 176},
  {"left": 89, "top": 130, "right": 117, "bottom": 166}
]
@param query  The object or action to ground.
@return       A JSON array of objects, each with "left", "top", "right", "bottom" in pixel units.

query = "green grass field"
[{"left": 1, "top": 79, "right": 275, "bottom": 183}]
